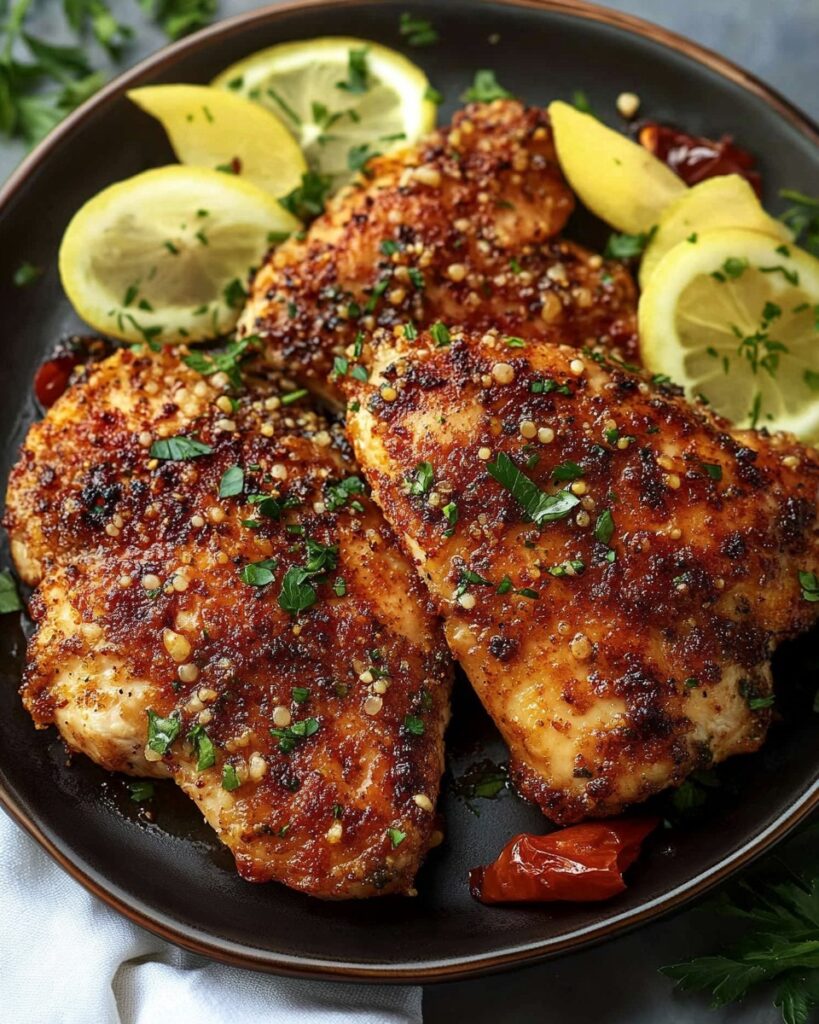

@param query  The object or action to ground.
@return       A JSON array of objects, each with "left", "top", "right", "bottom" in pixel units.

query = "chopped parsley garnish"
[
  {"left": 127, "top": 780, "right": 154, "bottom": 803},
  {"left": 748, "top": 694, "right": 775, "bottom": 711},
  {"left": 410, "top": 461, "right": 434, "bottom": 495},
  {"left": 0, "top": 570, "right": 22, "bottom": 614},
  {"left": 380, "top": 238, "right": 399, "bottom": 256},
  {"left": 149, "top": 435, "right": 213, "bottom": 460},
  {"left": 424, "top": 84, "right": 443, "bottom": 105},
  {"left": 221, "top": 764, "right": 241, "bottom": 791},
  {"left": 805, "top": 369, "right": 819, "bottom": 391},
  {"left": 505, "top": 336, "right": 526, "bottom": 348},
  {"left": 594, "top": 509, "right": 615, "bottom": 545},
  {"left": 684, "top": 677, "right": 700, "bottom": 689},
  {"left": 146, "top": 709, "right": 181, "bottom": 756},
  {"left": 187, "top": 724, "right": 216, "bottom": 771},
  {"left": 304, "top": 539, "right": 339, "bottom": 574},
  {"left": 572, "top": 89, "right": 593, "bottom": 114},
  {"left": 292, "top": 687, "right": 310, "bottom": 704},
  {"left": 324, "top": 475, "right": 366, "bottom": 512},
  {"left": 487, "top": 451, "right": 580, "bottom": 526},
  {"left": 277, "top": 568, "right": 316, "bottom": 614},
  {"left": 442, "top": 501, "right": 458, "bottom": 536},
  {"left": 13, "top": 261, "right": 42, "bottom": 287},
  {"left": 799, "top": 570, "right": 819, "bottom": 602},
  {"left": 702, "top": 462, "right": 723, "bottom": 481},
  {"left": 778, "top": 188, "right": 819, "bottom": 257},
  {"left": 404, "top": 320, "right": 418, "bottom": 340},
  {"left": 183, "top": 333, "right": 260, "bottom": 388},
  {"left": 530, "top": 377, "right": 572, "bottom": 396},
  {"left": 332, "top": 577, "right": 347, "bottom": 597},
  {"left": 336, "top": 47, "right": 370, "bottom": 94},
  {"left": 399, "top": 12, "right": 438, "bottom": 45},
  {"left": 552, "top": 460, "right": 583, "bottom": 482},
  {"left": 461, "top": 69, "right": 513, "bottom": 103},
  {"left": 404, "top": 714, "right": 425, "bottom": 736},
  {"left": 548, "top": 560, "right": 585, "bottom": 577},
  {"left": 711, "top": 256, "right": 748, "bottom": 282},
  {"left": 496, "top": 576, "right": 513, "bottom": 595},
  {"left": 759, "top": 263, "right": 799, "bottom": 286},
  {"left": 429, "top": 321, "right": 451, "bottom": 347},
  {"left": 348, "top": 142, "right": 379, "bottom": 174},
  {"left": 279, "top": 170, "right": 332, "bottom": 222},
  {"left": 271, "top": 717, "right": 320, "bottom": 754},
  {"left": 239, "top": 558, "right": 278, "bottom": 587},
  {"left": 281, "top": 388, "right": 308, "bottom": 406},
  {"left": 387, "top": 827, "right": 407, "bottom": 848},
  {"left": 603, "top": 226, "right": 657, "bottom": 260},
  {"left": 223, "top": 277, "right": 247, "bottom": 309},
  {"left": 246, "top": 493, "right": 300, "bottom": 520},
  {"left": 407, "top": 266, "right": 425, "bottom": 290},
  {"left": 454, "top": 568, "right": 492, "bottom": 598},
  {"left": 218, "top": 465, "right": 244, "bottom": 498}
]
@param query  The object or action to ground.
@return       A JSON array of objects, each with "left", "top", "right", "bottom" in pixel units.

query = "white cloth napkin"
[{"left": 0, "top": 810, "right": 422, "bottom": 1024}]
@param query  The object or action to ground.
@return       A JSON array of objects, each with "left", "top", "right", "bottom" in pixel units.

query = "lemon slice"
[
  {"left": 639, "top": 175, "right": 792, "bottom": 287},
  {"left": 212, "top": 37, "right": 436, "bottom": 187},
  {"left": 548, "top": 100, "right": 686, "bottom": 234},
  {"left": 639, "top": 228, "right": 819, "bottom": 441},
  {"left": 59, "top": 165, "right": 299, "bottom": 345},
  {"left": 127, "top": 84, "right": 307, "bottom": 200}
]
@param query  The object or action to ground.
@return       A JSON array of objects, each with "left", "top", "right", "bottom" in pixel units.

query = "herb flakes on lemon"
[
  {"left": 639, "top": 229, "right": 819, "bottom": 442},
  {"left": 212, "top": 37, "right": 437, "bottom": 188},
  {"left": 59, "top": 165, "right": 299, "bottom": 346}
]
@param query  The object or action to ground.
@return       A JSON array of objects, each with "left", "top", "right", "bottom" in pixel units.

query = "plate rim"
[{"left": 1, "top": 0, "right": 818, "bottom": 984}]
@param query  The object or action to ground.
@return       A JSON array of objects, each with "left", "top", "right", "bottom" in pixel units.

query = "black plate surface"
[{"left": 0, "top": 0, "right": 817, "bottom": 982}]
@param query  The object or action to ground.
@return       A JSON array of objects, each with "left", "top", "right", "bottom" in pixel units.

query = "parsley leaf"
[
  {"left": 779, "top": 189, "right": 819, "bottom": 258},
  {"left": 278, "top": 170, "right": 332, "bottom": 222},
  {"left": 336, "top": 47, "right": 369, "bottom": 94},
  {"left": 187, "top": 723, "right": 216, "bottom": 771},
  {"left": 270, "top": 716, "right": 319, "bottom": 754},
  {"left": 221, "top": 763, "right": 241, "bottom": 791},
  {"left": 461, "top": 69, "right": 513, "bottom": 103},
  {"left": 149, "top": 435, "right": 212, "bottom": 460},
  {"left": 324, "top": 475, "right": 366, "bottom": 512},
  {"left": 128, "top": 780, "right": 154, "bottom": 802},
  {"left": 487, "top": 451, "right": 579, "bottom": 526},
  {"left": 13, "top": 261, "right": 41, "bottom": 286},
  {"left": 278, "top": 566, "right": 318, "bottom": 616},
  {"left": 183, "top": 334, "right": 260, "bottom": 388},
  {"left": 403, "top": 714, "right": 425, "bottom": 736},
  {"left": 0, "top": 570, "right": 22, "bottom": 614},
  {"left": 146, "top": 709, "right": 181, "bottom": 755},
  {"left": 594, "top": 509, "right": 615, "bottom": 545},
  {"left": 239, "top": 558, "right": 278, "bottom": 587},
  {"left": 604, "top": 226, "right": 657, "bottom": 260},
  {"left": 387, "top": 827, "right": 406, "bottom": 848},
  {"left": 399, "top": 12, "right": 438, "bottom": 45},
  {"left": 798, "top": 570, "right": 819, "bottom": 602},
  {"left": 409, "top": 461, "right": 434, "bottom": 496},
  {"left": 218, "top": 464, "right": 244, "bottom": 498}
]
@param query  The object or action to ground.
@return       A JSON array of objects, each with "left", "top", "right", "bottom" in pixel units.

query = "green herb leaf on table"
[{"left": 138, "top": 0, "right": 216, "bottom": 41}]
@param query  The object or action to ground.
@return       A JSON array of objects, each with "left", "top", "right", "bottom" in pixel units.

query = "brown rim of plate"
[{"left": 1, "top": 0, "right": 818, "bottom": 984}]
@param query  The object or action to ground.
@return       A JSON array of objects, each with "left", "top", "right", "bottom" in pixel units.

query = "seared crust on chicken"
[
  {"left": 240, "top": 100, "right": 638, "bottom": 405},
  {"left": 4, "top": 348, "right": 451, "bottom": 897},
  {"left": 342, "top": 327, "right": 819, "bottom": 822}
]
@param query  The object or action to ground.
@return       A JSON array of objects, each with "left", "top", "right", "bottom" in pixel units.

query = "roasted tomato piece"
[
  {"left": 470, "top": 818, "right": 658, "bottom": 904},
  {"left": 638, "top": 122, "right": 761, "bottom": 195}
]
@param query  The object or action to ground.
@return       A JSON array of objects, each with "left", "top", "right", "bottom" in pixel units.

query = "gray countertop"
[{"left": 4, "top": 2, "right": 817, "bottom": 1022}]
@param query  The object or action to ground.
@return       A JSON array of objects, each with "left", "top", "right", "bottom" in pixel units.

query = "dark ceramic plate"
[{"left": 0, "top": 0, "right": 817, "bottom": 983}]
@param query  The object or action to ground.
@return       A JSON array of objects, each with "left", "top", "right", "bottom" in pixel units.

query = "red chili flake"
[
  {"left": 638, "top": 122, "right": 761, "bottom": 195},
  {"left": 469, "top": 818, "right": 658, "bottom": 904}
]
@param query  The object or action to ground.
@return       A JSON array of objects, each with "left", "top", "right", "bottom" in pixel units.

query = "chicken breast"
[
  {"left": 239, "top": 100, "right": 638, "bottom": 405},
  {"left": 341, "top": 326, "right": 819, "bottom": 822},
  {"left": 4, "top": 347, "right": 451, "bottom": 897}
]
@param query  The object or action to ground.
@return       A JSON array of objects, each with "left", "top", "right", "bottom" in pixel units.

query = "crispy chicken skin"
[
  {"left": 342, "top": 327, "right": 819, "bottom": 822},
  {"left": 4, "top": 348, "right": 451, "bottom": 897},
  {"left": 239, "top": 100, "right": 638, "bottom": 405}
]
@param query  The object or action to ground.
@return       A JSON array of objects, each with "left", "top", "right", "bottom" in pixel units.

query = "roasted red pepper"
[
  {"left": 638, "top": 122, "right": 761, "bottom": 195},
  {"left": 469, "top": 818, "right": 658, "bottom": 904}
]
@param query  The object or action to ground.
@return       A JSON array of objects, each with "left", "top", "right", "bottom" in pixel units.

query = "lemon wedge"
[
  {"left": 548, "top": 100, "right": 686, "bottom": 234},
  {"left": 127, "top": 84, "right": 307, "bottom": 200},
  {"left": 212, "top": 37, "right": 437, "bottom": 187},
  {"left": 59, "top": 165, "right": 299, "bottom": 345},
  {"left": 639, "top": 175, "right": 791, "bottom": 287},
  {"left": 639, "top": 228, "right": 819, "bottom": 442}
]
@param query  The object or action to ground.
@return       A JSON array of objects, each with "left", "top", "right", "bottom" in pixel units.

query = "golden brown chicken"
[
  {"left": 239, "top": 99, "right": 638, "bottom": 405},
  {"left": 341, "top": 326, "right": 819, "bottom": 822},
  {"left": 4, "top": 347, "right": 451, "bottom": 897}
]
